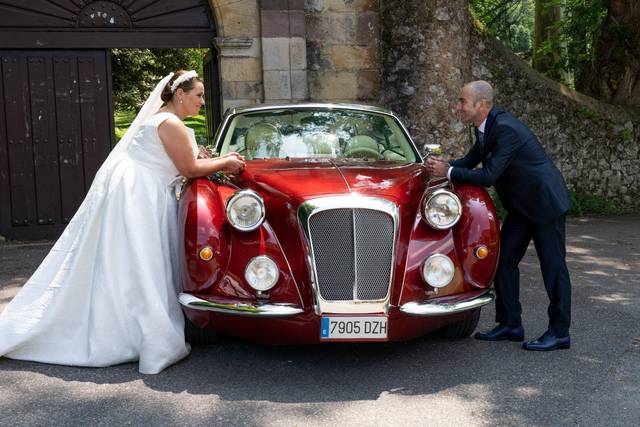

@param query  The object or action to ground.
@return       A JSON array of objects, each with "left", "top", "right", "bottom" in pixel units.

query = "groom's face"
[{"left": 456, "top": 86, "right": 481, "bottom": 125}]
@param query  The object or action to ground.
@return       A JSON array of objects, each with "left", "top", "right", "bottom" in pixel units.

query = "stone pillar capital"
[{"left": 214, "top": 37, "right": 259, "bottom": 58}]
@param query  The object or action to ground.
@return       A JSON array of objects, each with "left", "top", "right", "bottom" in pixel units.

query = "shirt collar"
[{"left": 478, "top": 118, "right": 487, "bottom": 133}]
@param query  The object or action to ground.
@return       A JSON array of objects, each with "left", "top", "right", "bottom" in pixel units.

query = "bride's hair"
[{"left": 161, "top": 70, "right": 203, "bottom": 103}]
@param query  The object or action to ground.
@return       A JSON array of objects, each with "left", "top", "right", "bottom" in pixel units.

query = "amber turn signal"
[
  {"left": 199, "top": 246, "right": 214, "bottom": 261},
  {"left": 474, "top": 245, "right": 489, "bottom": 259}
]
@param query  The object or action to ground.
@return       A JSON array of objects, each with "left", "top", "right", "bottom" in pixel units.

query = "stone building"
[{"left": 215, "top": 0, "right": 381, "bottom": 109}]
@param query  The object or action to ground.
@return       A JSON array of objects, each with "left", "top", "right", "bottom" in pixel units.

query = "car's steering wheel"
[{"left": 344, "top": 146, "right": 383, "bottom": 159}]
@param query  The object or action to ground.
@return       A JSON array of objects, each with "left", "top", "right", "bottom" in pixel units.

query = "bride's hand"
[
  {"left": 223, "top": 151, "right": 245, "bottom": 161},
  {"left": 198, "top": 145, "right": 212, "bottom": 159},
  {"left": 222, "top": 156, "right": 245, "bottom": 174}
]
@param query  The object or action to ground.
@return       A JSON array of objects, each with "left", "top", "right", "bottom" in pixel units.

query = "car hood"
[{"left": 235, "top": 158, "right": 427, "bottom": 203}]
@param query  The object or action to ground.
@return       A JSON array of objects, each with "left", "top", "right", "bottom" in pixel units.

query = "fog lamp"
[
  {"left": 245, "top": 256, "right": 279, "bottom": 291},
  {"left": 421, "top": 254, "right": 455, "bottom": 288}
]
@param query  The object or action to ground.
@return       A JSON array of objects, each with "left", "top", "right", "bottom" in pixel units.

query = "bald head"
[
  {"left": 456, "top": 81, "right": 494, "bottom": 127},
  {"left": 465, "top": 81, "right": 494, "bottom": 106}
]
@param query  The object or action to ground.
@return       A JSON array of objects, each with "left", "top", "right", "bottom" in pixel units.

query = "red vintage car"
[{"left": 177, "top": 103, "right": 500, "bottom": 344}]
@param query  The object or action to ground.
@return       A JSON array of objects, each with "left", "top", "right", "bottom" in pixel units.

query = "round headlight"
[
  {"left": 423, "top": 189, "right": 462, "bottom": 229},
  {"left": 226, "top": 190, "right": 265, "bottom": 232},
  {"left": 421, "top": 254, "right": 455, "bottom": 288},
  {"left": 245, "top": 256, "right": 279, "bottom": 291}
]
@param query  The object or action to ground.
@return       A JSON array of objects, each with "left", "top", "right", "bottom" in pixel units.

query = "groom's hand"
[{"left": 425, "top": 156, "right": 449, "bottom": 177}]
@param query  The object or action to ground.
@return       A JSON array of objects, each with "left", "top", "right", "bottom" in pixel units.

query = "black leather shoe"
[
  {"left": 474, "top": 324, "right": 524, "bottom": 342},
  {"left": 522, "top": 332, "right": 570, "bottom": 351}
]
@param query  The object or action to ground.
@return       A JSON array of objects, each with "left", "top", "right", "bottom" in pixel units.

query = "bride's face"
[{"left": 180, "top": 81, "right": 205, "bottom": 116}]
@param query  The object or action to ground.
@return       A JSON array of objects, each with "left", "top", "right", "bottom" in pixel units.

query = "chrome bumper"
[
  {"left": 178, "top": 293, "right": 304, "bottom": 317},
  {"left": 399, "top": 289, "right": 495, "bottom": 317}
]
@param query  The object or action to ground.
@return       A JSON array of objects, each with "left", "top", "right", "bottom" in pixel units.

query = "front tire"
[
  {"left": 437, "top": 308, "right": 481, "bottom": 338},
  {"left": 184, "top": 315, "right": 218, "bottom": 345}
]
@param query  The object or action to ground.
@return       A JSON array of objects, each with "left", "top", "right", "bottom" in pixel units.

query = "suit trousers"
[{"left": 494, "top": 211, "right": 572, "bottom": 337}]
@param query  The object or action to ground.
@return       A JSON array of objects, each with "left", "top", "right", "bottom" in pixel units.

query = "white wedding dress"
[{"left": 0, "top": 110, "right": 194, "bottom": 374}]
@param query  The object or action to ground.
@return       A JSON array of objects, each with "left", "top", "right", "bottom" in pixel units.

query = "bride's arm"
[{"left": 158, "top": 118, "right": 245, "bottom": 178}]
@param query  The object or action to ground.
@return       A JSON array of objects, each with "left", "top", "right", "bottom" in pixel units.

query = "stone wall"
[
  {"left": 381, "top": 0, "right": 471, "bottom": 152},
  {"left": 305, "top": 0, "right": 381, "bottom": 102},
  {"left": 209, "top": 0, "right": 263, "bottom": 111},
  {"left": 211, "top": 0, "right": 309, "bottom": 110},
  {"left": 259, "top": 0, "right": 308, "bottom": 102}
]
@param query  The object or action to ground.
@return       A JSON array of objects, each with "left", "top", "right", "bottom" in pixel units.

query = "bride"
[{"left": 0, "top": 70, "right": 244, "bottom": 374}]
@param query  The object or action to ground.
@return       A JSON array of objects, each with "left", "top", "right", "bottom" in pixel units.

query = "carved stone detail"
[
  {"left": 78, "top": 1, "right": 131, "bottom": 28},
  {"left": 214, "top": 37, "right": 258, "bottom": 57}
]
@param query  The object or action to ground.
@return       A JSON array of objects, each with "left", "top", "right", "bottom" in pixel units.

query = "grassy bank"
[
  {"left": 114, "top": 109, "right": 207, "bottom": 143},
  {"left": 490, "top": 189, "right": 622, "bottom": 219}
]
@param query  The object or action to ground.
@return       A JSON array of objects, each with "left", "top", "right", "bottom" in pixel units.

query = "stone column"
[
  {"left": 381, "top": 0, "right": 472, "bottom": 156},
  {"left": 306, "top": 0, "right": 380, "bottom": 102},
  {"left": 215, "top": 37, "right": 263, "bottom": 111},
  {"left": 212, "top": 0, "right": 263, "bottom": 111},
  {"left": 260, "top": 0, "right": 308, "bottom": 102}
]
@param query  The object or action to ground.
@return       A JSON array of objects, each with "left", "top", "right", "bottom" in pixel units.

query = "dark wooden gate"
[
  {"left": 203, "top": 50, "right": 222, "bottom": 147},
  {"left": 0, "top": 50, "right": 113, "bottom": 239},
  {"left": 0, "top": 0, "right": 218, "bottom": 240}
]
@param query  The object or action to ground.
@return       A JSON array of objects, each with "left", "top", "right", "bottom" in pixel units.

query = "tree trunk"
[
  {"left": 381, "top": 0, "right": 472, "bottom": 156},
  {"left": 576, "top": 0, "right": 640, "bottom": 106},
  {"left": 533, "top": 0, "right": 563, "bottom": 79}
]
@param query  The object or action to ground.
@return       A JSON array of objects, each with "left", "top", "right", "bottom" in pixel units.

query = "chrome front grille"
[{"left": 308, "top": 207, "right": 395, "bottom": 301}]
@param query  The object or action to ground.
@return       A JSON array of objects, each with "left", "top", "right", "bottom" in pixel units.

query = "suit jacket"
[{"left": 450, "top": 107, "right": 570, "bottom": 224}]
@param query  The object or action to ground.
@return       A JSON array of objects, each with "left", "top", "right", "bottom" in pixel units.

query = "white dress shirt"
[{"left": 447, "top": 117, "right": 488, "bottom": 181}]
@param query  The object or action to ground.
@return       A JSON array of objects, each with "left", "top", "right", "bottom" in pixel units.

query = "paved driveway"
[{"left": 1, "top": 216, "right": 639, "bottom": 426}]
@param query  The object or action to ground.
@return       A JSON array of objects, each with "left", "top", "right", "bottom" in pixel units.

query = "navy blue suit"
[{"left": 450, "top": 107, "right": 572, "bottom": 336}]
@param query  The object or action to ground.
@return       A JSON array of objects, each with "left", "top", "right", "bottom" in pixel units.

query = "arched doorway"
[{"left": 0, "top": 0, "right": 219, "bottom": 239}]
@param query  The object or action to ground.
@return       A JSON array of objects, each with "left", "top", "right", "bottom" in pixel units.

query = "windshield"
[{"left": 217, "top": 109, "right": 418, "bottom": 163}]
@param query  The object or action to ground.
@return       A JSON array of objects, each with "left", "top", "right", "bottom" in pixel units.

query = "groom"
[{"left": 426, "top": 80, "right": 572, "bottom": 351}]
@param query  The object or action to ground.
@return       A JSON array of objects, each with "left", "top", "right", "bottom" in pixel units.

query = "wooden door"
[{"left": 0, "top": 50, "right": 113, "bottom": 240}]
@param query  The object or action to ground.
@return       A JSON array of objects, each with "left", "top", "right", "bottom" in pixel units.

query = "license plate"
[{"left": 320, "top": 316, "right": 388, "bottom": 340}]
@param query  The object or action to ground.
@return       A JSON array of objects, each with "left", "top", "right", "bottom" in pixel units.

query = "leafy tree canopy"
[
  {"left": 111, "top": 48, "right": 208, "bottom": 111},
  {"left": 470, "top": 0, "right": 535, "bottom": 60},
  {"left": 470, "top": 0, "right": 608, "bottom": 88}
]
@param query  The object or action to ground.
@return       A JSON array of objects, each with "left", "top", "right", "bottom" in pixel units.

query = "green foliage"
[
  {"left": 568, "top": 191, "right": 619, "bottom": 216},
  {"left": 545, "top": 0, "right": 608, "bottom": 85},
  {"left": 471, "top": 0, "right": 608, "bottom": 86},
  {"left": 575, "top": 105, "right": 599, "bottom": 121},
  {"left": 488, "top": 188, "right": 507, "bottom": 220},
  {"left": 574, "top": 105, "right": 608, "bottom": 128},
  {"left": 111, "top": 48, "right": 208, "bottom": 111},
  {"left": 114, "top": 109, "right": 207, "bottom": 143},
  {"left": 617, "top": 128, "right": 632, "bottom": 143},
  {"left": 470, "top": 0, "right": 535, "bottom": 60},
  {"left": 113, "top": 110, "right": 135, "bottom": 142},
  {"left": 488, "top": 187, "right": 621, "bottom": 220}
]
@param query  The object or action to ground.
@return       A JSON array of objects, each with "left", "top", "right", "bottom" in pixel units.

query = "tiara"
[{"left": 170, "top": 70, "right": 198, "bottom": 93}]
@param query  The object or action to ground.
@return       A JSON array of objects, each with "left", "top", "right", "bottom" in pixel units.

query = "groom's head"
[{"left": 456, "top": 81, "right": 493, "bottom": 127}]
